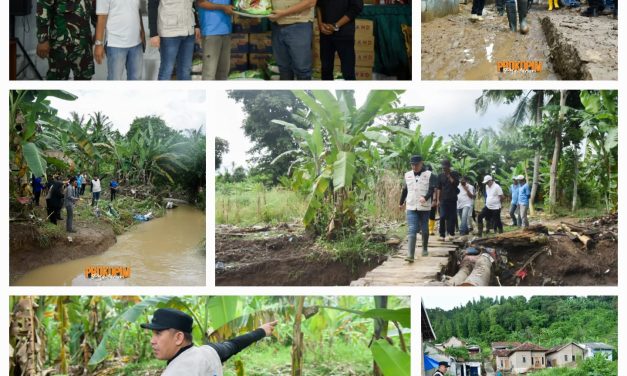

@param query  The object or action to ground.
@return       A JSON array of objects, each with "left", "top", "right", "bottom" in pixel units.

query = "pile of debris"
[{"left": 443, "top": 214, "right": 617, "bottom": 286}]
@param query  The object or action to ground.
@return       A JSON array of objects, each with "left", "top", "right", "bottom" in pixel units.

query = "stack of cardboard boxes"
[
  {"left": 312, "top": 19, "right": 375, "bottom": 80},
  {"left": 229, "top": 15, "right": 273, "bottom": 73}
]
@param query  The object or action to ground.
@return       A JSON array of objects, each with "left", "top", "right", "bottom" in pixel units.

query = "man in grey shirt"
[{"left": 65, "top": 177, "right": 79, "bottom": 233}]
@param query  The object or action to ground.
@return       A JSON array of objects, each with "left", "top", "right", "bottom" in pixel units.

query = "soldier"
[{"left": 36, "top": 0, "right": 97, "bottom": 80}]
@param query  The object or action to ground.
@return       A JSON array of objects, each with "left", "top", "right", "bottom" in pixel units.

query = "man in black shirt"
[
  {"left": 437, "top": 159, "right": 460, "bottom": 241},
  {"left": 315, "top": 0, "right": 363, "bottom": 80}
]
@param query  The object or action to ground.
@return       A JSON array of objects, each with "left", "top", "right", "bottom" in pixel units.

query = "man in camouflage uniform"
[{"left": 36, "top": 0, "right": 97, "bottom": 80}]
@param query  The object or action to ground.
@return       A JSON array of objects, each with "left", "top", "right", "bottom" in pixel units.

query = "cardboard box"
[
  {"left": 248, "top": 53, "right": 273, "bottom": 70},
  {"left": 230, "top": 33, "right": 249, "bottom": 53},
  {"left": 249, "top": 32, "right": 273, "bottom": 53},
  {"left": 313, "top": 21, "right": 374, "bottom": 52},
  {"left": 355, "top": 66, "right": 373, "bottom": 80},
  {"left": 312, "top": 49, "right": 375, "bottom": 69},
  {"left": 232, "top": 14, "right": 264, "bottom": 33},
  {"left": 230, "top": 52, "right": 249, "bottom": 72}
]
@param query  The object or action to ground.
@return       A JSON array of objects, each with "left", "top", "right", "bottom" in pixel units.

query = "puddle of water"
[{"left": 14, "top": 206, "right": 206, "bottom": 286}]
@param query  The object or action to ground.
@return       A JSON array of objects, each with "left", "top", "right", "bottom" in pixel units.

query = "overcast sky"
[
  {"left": 213, "top": 90, "right": 518, "bottom": 171},
  {"left": 49, "top": 90, "right": 206, "bottom": 135}
]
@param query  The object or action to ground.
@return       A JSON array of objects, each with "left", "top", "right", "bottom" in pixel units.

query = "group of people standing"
[
  {"left": 36, "top": 0, "right": 365, "bottom": 81},
  {"left": 32, "top": 173, "right": 119, "bottom": 233},
  {"left": 399, "top": 155, "right": 532, "bottom": 262}
]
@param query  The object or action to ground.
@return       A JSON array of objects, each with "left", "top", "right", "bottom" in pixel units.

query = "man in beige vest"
[
  {"left": 269, "top": 0, "right": 316, "bottom": 80},
  {"left": 142, "top": 308, "right": 278, "bottom": 375}
]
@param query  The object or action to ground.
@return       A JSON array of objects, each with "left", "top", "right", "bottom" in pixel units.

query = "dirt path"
[
  {"left": 422, "top": 3, "right": 617, "bottom": 80},
  {"left": 351, "top": 238, "right": 456, "bottom": 286}
]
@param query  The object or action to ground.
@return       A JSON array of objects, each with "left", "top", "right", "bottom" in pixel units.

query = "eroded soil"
[
  {"left": 422, "top": 3, "right": 617, "bottom": 80},
  {"left": 215, "top": 225, "right": 388, "bottom": 286}
]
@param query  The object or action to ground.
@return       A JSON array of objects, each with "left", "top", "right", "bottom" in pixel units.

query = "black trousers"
[
  {"left": 111, "top": 188, "right": 117, "bottom": 201},
  {"left": 46, "top": 199, "right": 56, "bottom": 224},
  {"left": 439, "top": 200, "right": 457, "bottom": 237},
  {"left": 478, "top": 206, "right": 503, "bottom": 233},
  {"left": 320, "top": 34, "right": 356, "bottom": 80},
  {"left": 33, "top": 190, "right": 41, "bottom": 206},
  {"left": 472, "top": 0, "right": 486, "bottom": 15}
]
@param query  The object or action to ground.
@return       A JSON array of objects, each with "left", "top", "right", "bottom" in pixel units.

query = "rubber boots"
[
  {"left": 428, "top": 219, "right": 436, "bottom": 235},
  {"left": 548, "top": 0, "right": 553, "bottom": 10},
  {"left": 406, "top": 234, "right": 416, "bottom": 262},
  {"left": 549, "top": 0, "right": 558, "bottom": 10},
  {"left": 422, "top": 235, "right": 429, "bottom": 256},
  {"left": 497, "top": 0, "right": 505, "bottom": 15},
  {"left": 518, "top": 0, "right": 529, "bottom": 34},
  {"left": 506, "top": 2, "right": 518, "bottom": 31}
]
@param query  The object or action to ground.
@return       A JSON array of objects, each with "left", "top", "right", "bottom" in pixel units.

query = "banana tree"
[
  {"left": 373, "top": 125, "right": 442, "bottom": 174},
  {"left": 9, "top": 90, "right": 77, "bottom": 198},
  {"left": 273, "top": 90, "right": 423, "bottom": 236}
]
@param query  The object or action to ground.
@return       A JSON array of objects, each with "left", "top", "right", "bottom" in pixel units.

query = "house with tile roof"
[
  {"left": 507, "top": 342, "right": 548, "bottom": 374},
  {"left": 546, "top": 342, "right": 585, "bottom": 368}
]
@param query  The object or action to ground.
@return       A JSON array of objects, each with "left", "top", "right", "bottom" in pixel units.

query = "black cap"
[
  {"left": 410, "top": 155, "right": 423, "bottom": 164},
  {"left": 441, "top": 159, "right": 451, "bottom": 168},
  {"left": 140, "top": 308, "right": 193, "bottom": 333},
  {"left": 439, "top": 361, "right": 450, "bottom": 367}
]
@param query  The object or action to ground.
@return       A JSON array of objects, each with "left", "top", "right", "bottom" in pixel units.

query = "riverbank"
[{"left": 10, "top": 195, "right": 204, "bottom": 285}]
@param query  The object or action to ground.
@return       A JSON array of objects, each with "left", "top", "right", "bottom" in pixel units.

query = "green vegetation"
[
  {"left": 427, "top": 296, "right": 618, "bottom": 351},
  {"left": 9, "top": 296, "right": 410, "bottom": 376},
  {"left": 219, "top": 90, "right": 617, "bottom": 239},
  {"left": 9, "top": 90, "right": 206, "bottom": 243},
  {"left": 531, "top": 354, "right": 617, "bottom": 376}
]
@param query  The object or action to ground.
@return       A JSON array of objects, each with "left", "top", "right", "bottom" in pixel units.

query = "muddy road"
[
  {"left": 13, "top": 206, "right": 206, "bottom": 286},
  {"left": 422, "top": 4, "right": 617, "bottom": 80}
]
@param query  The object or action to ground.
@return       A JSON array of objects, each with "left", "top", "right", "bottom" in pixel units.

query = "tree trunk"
[
  {"left": 529, "top": 91, "right": 544, "bottom": 215},
  {"left": 549, "top": 90, "right": 567, "bottom": 213},
  {"left": 291, "top": 297, "right": 305, "bottom": 376},
  {"left": 460, "top": 254, "right": 493, "bottom": 286},
  {"left": 571, "top": 145, "right": 579, "bottom": 212},
  {"left": 373, "top": 296, "right": 388, "bottom": 376}
]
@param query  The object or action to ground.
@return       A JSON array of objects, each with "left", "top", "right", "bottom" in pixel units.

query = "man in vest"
[
  {"left": 269, "top": 0, "right": 316, "bottom": 80},
  {"left": 433, "top": 361, "right": 450, "bottom": 376},
  {"left": 141, "top": 308, "right": 278, "bottom": 375},
  {"left": 399, "top": 155, "right": 438, "bottom": 261},
  {"left": 148, "top": 0, "right": 200, "bottom": 80}
]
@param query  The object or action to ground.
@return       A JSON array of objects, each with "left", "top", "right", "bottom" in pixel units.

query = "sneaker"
[
  {"left": 445, "top": 236, "right": 454, "bottom": 241},
  {"left": 439, "top": 236, "right": 445, "bottom": 241},
  {"left": 476, "top": 15, "right": 484, "bottom": 21}
]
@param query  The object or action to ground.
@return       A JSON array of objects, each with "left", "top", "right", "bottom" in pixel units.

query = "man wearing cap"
[
  {"left": 437, "top": 159, "right": 460, "bottom": 241},
  {"left": 433, "top": 361, "right": 450, "bottom": 376},
  {"left": 141, "top": 308, "right": 278, "bottom": 375},
  {"left": 509, "top": 176, "right": 520, "bottom": 226},
  {"left": 517, "top": 175, "right": 530, "bottom": 228},
  {"left": 477, "top": 175, "right": 504, "bottom": 236},
  {"left": 399, "top": 155, "right": 438, "bottom": 261}
]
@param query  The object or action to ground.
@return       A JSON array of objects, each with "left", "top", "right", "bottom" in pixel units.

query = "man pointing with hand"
[{"left": 142, "top": 308, "right": 278, "bottom": 375}]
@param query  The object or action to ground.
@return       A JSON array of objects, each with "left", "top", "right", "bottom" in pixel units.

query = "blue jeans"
[
  {"left": 106, "top": 44, "right": 143, "bottom": 80},
  {"left": 457, "top": 206, "right": 472, "bottom": 235},
  {"left": 158, "top": 35, "right": 195, "bottom": 80},
  {"left": 272, "top": 22, "right": 313, "bottom": 80},
  {"left": 407, "top": 210, "right": 430, "bottom": 258}
]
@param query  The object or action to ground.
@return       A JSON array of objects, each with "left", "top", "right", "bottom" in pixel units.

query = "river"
[{"left": 14, "top": 206, "right": 206, "bottom": 286}]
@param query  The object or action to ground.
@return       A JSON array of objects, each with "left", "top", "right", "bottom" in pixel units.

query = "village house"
[
  {"left": 546, "top": 342, "right": 585, "bottom": 368},
  {"left": 579, "top": 342, "right": 614, "bottom": 360},
  {"left": 507, "top": 342, "right": 548, "bottom": 374},
  {"left": 443, "top": 336, "right": 466, "bottom": 349},
  {"left": 492, "top": 342, "right": 522, "bottom": 372}
]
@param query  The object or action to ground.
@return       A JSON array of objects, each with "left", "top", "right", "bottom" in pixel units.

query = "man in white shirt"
[
  {"left": 457, "top": 176, "right": 475, "bottom": 235},
  {"left": 141, "top": 308, "right": 277, "bottom": 375},
  {"left": 478, "top": 175, "right": 504, "bottom": 236},
  {"left": 91, "top": 176, "right": 102, "bottom": 207},
  {"left": 94, "top": 0, "right": 145, "bottom": 80}
]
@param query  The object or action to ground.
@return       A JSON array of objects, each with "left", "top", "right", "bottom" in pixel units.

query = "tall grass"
[{"left": 216, "top": 182, "right": 306, "bottom": 226}]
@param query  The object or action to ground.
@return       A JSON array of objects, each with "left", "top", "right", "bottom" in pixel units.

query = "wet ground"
[
  {"left": 422, "top": 3, "right": 617, "bottom": 80},
  {"left": 12, "top": 206, "right": 206, "bottom": 286},
  {"left": 215, "top": 225, "right": 387, "bottom": 286}
]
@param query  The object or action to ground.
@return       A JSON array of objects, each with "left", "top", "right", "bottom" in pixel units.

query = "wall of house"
[
  {"left": 548, "top": 345, "right": 584, "bottom": 367},
  {"left": 510, "top": 351, "right": 532, "bottom": 374},
  {"left": 496, "top": 356, "right": 510, "bottom": 371},
  {"left": 587, "top": 348, "right": 613, "bottom": 361},
  {"left": 422, "top": 0, "right": 460, "bottom": 22}
]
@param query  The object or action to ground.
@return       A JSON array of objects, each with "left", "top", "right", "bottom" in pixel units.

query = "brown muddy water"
[{"left": 14, "top": 206, "right": 206, "bottom": 286}]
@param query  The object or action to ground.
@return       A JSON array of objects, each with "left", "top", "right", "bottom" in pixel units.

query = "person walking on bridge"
[{"left": 399, "top": 155, "right": 438, "bottom": 261}]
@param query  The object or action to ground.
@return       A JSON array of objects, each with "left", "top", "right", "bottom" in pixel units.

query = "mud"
[
  {"left": 422, "top": 3, "right": 617, "bottom": 80},
  {"left": 215, "top": 228, "right": 387, "bottom": 286},
  {"left": 541, "top": 10, "right": 618, "bottom": 80},
  {"left": 12, "top": 206, "right": 206, "bottom": 286},
  {"left": 10, "top": 221, "right": 117, "bottom": 285}
]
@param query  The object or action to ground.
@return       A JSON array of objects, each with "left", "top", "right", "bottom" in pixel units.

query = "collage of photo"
[{"left": 4, "top": 0, "right": 622, "bottom": 376}]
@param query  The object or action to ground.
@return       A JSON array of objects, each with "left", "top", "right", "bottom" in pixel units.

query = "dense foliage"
[
  {"left": 9, "top": 296, "right": 410, "bottom": 376},
  {"left": 426, "top": 296, "right": 618, "bottom": 350}
]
